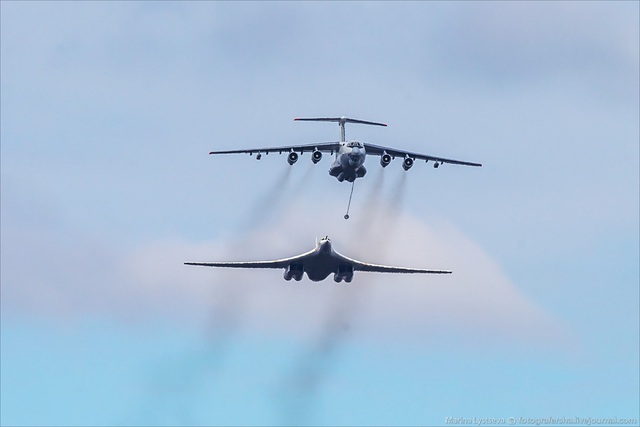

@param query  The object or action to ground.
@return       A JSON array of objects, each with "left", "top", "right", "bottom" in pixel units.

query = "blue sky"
[{"left": 1, "top": 2, "right": 638, "bottom": 426}]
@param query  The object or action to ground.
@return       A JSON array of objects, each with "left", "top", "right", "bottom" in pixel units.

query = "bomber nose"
[{"left": 320, "top": 240, "right": 332, "bottom": 253}]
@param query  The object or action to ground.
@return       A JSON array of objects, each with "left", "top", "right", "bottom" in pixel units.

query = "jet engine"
[
  {"left": 311, "top": 150, "right": 322, "bottom": 164},
  {"left": 287, "top": 152, "right": 299, "bottom": 165},
  {"left": 402, "top": 157, "right": 414, "bottom": 171},
  {"left": 434, "top": 161, "right": 440, "bottom": 168},
  {"left": 380, "top": 152, "right": 392, "bottom": 167},
  {"left": 333, "top": 264, "right": 354, "bottom": 283},
  {"left": 283, "top": 263, "right": 304, "bottom": 281}
]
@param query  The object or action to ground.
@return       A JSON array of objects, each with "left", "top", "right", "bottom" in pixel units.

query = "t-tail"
[{"left": 294, "top": 116, "right": 387, "bottom": 142}]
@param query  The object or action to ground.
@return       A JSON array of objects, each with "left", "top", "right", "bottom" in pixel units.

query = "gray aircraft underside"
[
  {"left": 185, "top": 236, "right": 451, "bottom": 282},
  {"left": 209, "top": 117, "right": 482, "bottom": 182}
]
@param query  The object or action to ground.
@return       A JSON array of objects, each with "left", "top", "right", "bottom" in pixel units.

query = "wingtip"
[{"left": 209, "top": 151, "right": 215, "bottom": 155}]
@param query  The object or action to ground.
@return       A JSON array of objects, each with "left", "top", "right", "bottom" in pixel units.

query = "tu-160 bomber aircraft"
[
  {"left": 185, "top": 236, "right": 451, "bottom": 282},
  {"left": 210, "top": 116, "right": 482, "bottom": 183}
]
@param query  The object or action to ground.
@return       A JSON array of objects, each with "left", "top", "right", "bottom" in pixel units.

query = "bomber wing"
[
  {"left": 184, "top": 248, "right": 317, "bottom": 269},
  {"left": 332, "top": 251, "right": 452, "bottom": 275},
  {"left": 210, "top": 142, "right": 341, "bottom": 156},
  {"left": 364, "top": 142, "right": 482, "bottom": 167}
]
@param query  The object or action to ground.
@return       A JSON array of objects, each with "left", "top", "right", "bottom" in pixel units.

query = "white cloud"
[{"left": 2, "top": 186, "right": 569, "bottom": 352}]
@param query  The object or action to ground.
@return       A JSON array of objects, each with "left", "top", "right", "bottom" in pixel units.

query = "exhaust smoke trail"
[
  {"left": 278, "top": 170, "right": 410, "bottom": 425},
  {"left": 136, "top": 276, "right": 250, "bottom": 424},
  {"left": 238, "top": 166, "right": 293, "bottom": 233},
  {"left": 352, "top": 167, "right": 386, "bottom": 238},
  {"left": 279, "top": 285, "right": 363, "bottom": 426},
  {"left": 289, "top": 161, "right": 316, "bottom": 198},
  {"left": 239, "top": 161, "right": 316, "bottom": 237},
  {"left": 384, "top": 170, "right": 408, "bottom": 229},
  {"left": 352, "top": 169, "right": 407, "bottom": 258},
  {"left": 362, "top": 170, "right": 408, "bottom": 264},
  {"left": 139, "top": 165, "right": 308, "bottom": 424}
]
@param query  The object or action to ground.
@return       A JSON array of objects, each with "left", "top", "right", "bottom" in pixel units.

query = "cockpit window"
[{"left": 347, "top": 141, "right": 363, "bottom": 148}]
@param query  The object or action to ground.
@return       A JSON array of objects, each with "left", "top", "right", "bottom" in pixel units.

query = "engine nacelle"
[
  {"left": 380, "top": 152, "right": 392, "bottom": 168},
  {"left": 311, "top": 150, "right": 322, "bottom": 164},
  {"left": 402, "top": 157, "right": 414, "bottom": 171},
  {"left": 287, "top": 152, "right": 299, "bottom": 165},
  {"left": 284, "top": 263, "right": 303, "bottom": 281},
  {"left": 334, "top": 264, "right": 354, "bottom": 283},
  {"left": 434, "top": 161, "right": 440, "bottom": 168}
]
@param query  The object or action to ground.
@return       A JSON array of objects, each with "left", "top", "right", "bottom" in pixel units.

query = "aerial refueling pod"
[
  {"left": 312, "top": 149, "right": 322, "bottom": 164},
  {"left": 402, "top": 157, "right": 414, "bottom": 171},
  {"left": 287, "top": 151, "right": 299, "bottom": 165},
  {"left": 380, "top": 152, "right": 392, "bottom": 167}
]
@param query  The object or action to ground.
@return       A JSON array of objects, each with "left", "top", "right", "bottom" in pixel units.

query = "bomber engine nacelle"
[
  {"left": 311, "top": 150, "right": 322, "bottom": 164},
  {"left": 380, "top": 152, "right": 392, "bottom": 168},
  {"left": 283, "top": 263, "right": 303, "bottom": 281},
  {"left": 402, "top": 157, "right": 414, "bottom": 171},
  {"left": 333, "top": 264, "right": 354, "bottom": 283},
  {"left": 287, "top": 152, "right": 299, "bottom": 165}
]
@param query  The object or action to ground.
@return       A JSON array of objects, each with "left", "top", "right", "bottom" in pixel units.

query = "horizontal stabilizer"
[{"left": 295, "top": 117, "right": 387, "bottom": 127}]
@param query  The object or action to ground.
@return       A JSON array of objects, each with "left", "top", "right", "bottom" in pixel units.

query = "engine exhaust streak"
[
  {"left": 163, "top": 163, "right": 317, "bottom": 422},
  {"left": 352, "top": 167, "right": 386, "bottom": 239},
  {"left": 139, "top": 165, "right": 304, "bottom": 423},
  {"left": 278, "top": 170, "right": 407, "bottom": 425},
  {"left": 239, "top": 166, "right": 293, "bottom": 233},
  {"left": 279, "top": 286, "right": 363, "bottom": 425}
]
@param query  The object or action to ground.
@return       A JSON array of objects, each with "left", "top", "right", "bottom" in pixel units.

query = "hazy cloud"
[{"left": 3, "top": 183, "right": 567, "bottom": 351}]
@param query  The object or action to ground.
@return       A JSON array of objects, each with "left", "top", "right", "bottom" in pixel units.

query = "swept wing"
[
  {"left": 210, "top": 142, "right": 341, "bottom": 156},
  {"left": 184, "top": 248, "right": 316, "bottom": 269},
  {"left": 333, "top": 251, "right": 452, "bottom": 275},
  {"left": 364, "top": 142, "right": 482, "bottom": 167}
]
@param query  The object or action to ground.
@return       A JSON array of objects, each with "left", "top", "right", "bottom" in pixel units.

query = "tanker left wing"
[{"left": 210, "top": 142, "right": 340, "bottom": 157}]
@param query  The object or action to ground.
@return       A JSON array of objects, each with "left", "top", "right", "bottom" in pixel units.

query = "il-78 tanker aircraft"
[
  {"left": 210, "top": 116, "right": 482, "bottom": 183},
  {"left": 185, "top": 236, "right": 451, "bottom": 283}
]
